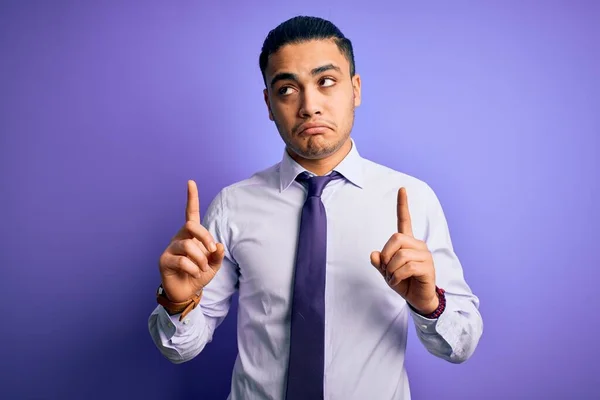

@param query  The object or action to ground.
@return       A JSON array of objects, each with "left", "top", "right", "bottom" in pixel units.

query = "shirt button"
[{"left": 183, "top": 319, "right": 190, "bottom": 325}]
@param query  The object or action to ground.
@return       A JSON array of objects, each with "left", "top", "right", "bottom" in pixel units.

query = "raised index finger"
[
  {"left": 397, "top": 187, "right": 413, "bottom": 237},
  {"left": 186, "top": 180, "right": 200, "bottom": 223}
]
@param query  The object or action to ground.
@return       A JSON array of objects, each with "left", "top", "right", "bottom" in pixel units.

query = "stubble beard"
[{"left": 275, "top": 107, "right": 355, "bottom": 160}]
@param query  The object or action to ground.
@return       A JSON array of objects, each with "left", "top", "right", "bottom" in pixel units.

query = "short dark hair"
[{"left": 259, "top": 16, "right": 356, "bottom": 86}]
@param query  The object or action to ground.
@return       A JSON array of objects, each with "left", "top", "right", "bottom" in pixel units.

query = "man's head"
[{"left": 259, "top": 16, "right": 361, "bottom": 163}]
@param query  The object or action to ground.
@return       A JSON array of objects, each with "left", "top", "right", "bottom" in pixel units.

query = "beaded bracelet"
[{"left": 409, "top": 286, "right": 446, "bottom": 319}]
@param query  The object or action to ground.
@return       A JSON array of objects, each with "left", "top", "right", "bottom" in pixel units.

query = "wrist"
[
  {"left": 417, "top": 297, "right": 439, "bottom": 315},
  {"left": 409, "top": 286, "right": 446, "bottom": 319},
  {"left": 156, "top": 284, "right": 203, "bottom": 321}
]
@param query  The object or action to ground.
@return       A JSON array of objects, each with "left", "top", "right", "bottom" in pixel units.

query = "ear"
[
  {"left": 352, "top": 74, "right": 362, "bottom": 107},
  {"left": 263, "top": 88, "right": 274, "bottom": 121}
]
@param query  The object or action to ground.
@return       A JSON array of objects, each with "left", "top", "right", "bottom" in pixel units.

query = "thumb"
[
  {"left": 208, "top": 243, "right": 226, "bottom": 271},
  {"left": 370, "top": 251, "right": 386, "bottom": 279},
  {"left": 370, "top": 251, "right": 382, "bottom": 270}
]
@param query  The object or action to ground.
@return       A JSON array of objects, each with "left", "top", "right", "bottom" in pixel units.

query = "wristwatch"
[{"left": 156, "top": 284, "right": 202, "bottom": 321}]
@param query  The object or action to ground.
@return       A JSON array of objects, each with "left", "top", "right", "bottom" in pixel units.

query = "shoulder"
[
  {"left": 361, "top": 157, "right": 437, "bottom": 202},
  {"left": 204, "top": 161, "right": 281, "bottom": 215},
  {"left": 222, "top": 161, "right": 280, "bottom": 197},
  {"left": 359, "top": 157, "right": 448, "bottom": 240}
]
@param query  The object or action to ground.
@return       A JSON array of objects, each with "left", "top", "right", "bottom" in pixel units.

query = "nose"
[{"left": 298, "top": 87, "right": 322, "bottom": 118}]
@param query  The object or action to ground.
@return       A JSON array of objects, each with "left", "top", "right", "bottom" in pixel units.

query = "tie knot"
[{"left": 296, "top": 171, "right": 343, "bottom": 197}]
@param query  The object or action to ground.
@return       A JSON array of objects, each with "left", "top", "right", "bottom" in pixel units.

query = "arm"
[
  {"left": 410, "top": 184, "right": 483, "bottom": 363},
  {"left": 148, "top": 189, "right": 239, "bottom": 364}
]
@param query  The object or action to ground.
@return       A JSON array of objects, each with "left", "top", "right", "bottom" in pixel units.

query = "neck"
[{"left": 288, "top": 137, "right": 352, "bottom": 176}]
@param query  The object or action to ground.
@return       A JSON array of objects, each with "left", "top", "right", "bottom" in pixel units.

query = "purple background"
[{"left": 1, "top": 1, "right": 598, "bottom": 399}]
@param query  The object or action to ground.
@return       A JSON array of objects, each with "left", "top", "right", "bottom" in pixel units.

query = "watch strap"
[{"left": 156, "top": 284, "right": 202, "bottom": 321}]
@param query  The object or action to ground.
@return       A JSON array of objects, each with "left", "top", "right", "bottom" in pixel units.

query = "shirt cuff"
[
  {"left": 409, "top": 287, "right": 446, "bottom": 332},
  {"left": 410, "top": 294, "right": 459, "bottom": 337},
  {"left": 156, "top": 304, "right": 206, "bottom": 340},
  {"left": 410, "top": 307, "right": 439, "bottom": 334}
]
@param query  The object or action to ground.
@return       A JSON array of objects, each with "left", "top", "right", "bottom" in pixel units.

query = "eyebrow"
[{"left": 269, "top": 63, "right": 342, "bottom": 88}]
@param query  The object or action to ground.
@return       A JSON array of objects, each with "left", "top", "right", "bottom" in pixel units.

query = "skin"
[
  {"left": 262, "top": 39, "right": 360, "bottom": 176},
  {"left": 370, "top": 187, "right": 439, "bottom": 314},
  {"left": 158, "top": 38, "right": 439, "bottom": 315}
]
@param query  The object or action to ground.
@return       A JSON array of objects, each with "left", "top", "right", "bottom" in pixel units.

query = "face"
[{"left": 263, "top": 39, "right": 361, "bottom": 161}]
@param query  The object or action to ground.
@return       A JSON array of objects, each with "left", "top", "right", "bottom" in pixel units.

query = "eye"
[
  {"left": 320, "top": 77, "right": 335, "bottom": 87},
  {"left": 278, "top": 86, "right": 294, "bottom": 96}
]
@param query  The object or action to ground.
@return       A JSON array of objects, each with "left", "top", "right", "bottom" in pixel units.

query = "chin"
[{"left": 291, "top": 135, "right": 347, "bottom": 159}]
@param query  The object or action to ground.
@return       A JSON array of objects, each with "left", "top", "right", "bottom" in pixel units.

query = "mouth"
[
  {"left": 300, "top": 126, "right": 330, "bottom": 135},
  {"left": 297, "top": 122, "right": 332, "bottom": 136}
]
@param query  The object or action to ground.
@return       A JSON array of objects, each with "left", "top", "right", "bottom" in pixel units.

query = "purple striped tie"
[{"left": 285, "top": 171, "right": 343, "bottom": 400}]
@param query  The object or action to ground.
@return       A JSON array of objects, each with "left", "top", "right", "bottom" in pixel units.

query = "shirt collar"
[{"left": 279, "top": 138, "right": 365, "bottom": 192}]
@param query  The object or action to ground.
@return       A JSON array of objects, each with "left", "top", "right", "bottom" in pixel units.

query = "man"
[{"left": 148, "top": 15, "right": 483, "bottom": 400}]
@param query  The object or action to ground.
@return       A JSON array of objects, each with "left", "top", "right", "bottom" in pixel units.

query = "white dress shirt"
[{"left": 148, "top": 138, "right": 483, "bottom": 400}]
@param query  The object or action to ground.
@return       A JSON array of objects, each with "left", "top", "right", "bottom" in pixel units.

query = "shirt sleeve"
[
  {"left": 147, "top": 188, "right": 239, "bottom": 364},
  {"left": 410, "top": 183, "right": 484, "bottom": 364}
]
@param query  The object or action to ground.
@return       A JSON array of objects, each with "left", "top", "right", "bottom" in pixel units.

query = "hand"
[
  {"left": 370, "top": 187, "right": 438, "bottom": 315},
  {"left": 158, "top": 180, "right": 225, "bottom": 303}
]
